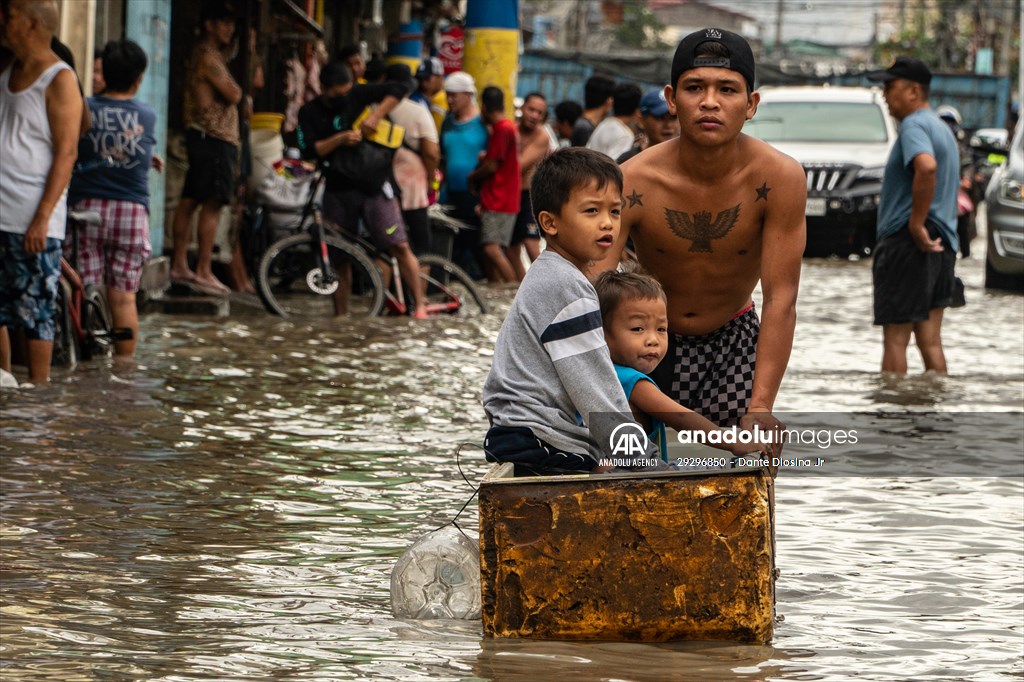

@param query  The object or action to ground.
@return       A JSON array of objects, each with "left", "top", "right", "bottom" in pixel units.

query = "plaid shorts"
[
  {"left": 0, "top": 233, "right": 62, "bottom": 341},
  {"left": 649, "top": 307, "right": 759, "bottom": 427},
  {"left": 72, "top": 198, "right": 151, "bottom": 292}
]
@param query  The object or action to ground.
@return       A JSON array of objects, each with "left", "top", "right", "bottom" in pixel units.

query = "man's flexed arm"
[
  {"left": 908, "top": 152, "right": 943, "bottom": 253},
  {"left": 744, "top": 156, "right": 805, "bottom": 418},
  {"left": 202, "top": 50, "right": 242, "bottom": 105}
]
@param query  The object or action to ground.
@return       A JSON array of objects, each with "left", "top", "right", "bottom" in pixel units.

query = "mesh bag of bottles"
[{"left": 252, "top": 159, "right": 322, "bottom": 239}]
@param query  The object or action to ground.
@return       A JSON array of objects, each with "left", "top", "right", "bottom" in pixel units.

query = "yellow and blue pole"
[
  {"left": 387, "top": 19, "right": 424, "bottom": 72},
  {"left": 463, "top": 0, "right": 520, "bottom": 118}
]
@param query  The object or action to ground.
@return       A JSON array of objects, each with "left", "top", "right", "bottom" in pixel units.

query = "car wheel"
[{"left": 985, "top": 257, "right": 1024, "bottom": 292}]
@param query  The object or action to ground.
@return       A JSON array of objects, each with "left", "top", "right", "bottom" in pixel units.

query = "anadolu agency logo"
[{"left": 609, "top": 422, "right": 649, "bottom": 457}]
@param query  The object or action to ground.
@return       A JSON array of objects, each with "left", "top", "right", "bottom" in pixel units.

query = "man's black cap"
[
  {"left": 671, "top": 28, "right": 756, "bottom": 93},
  {"left": 866, "top": 56, "right": 932, "bottom": 87},
  {"left": 385, "top": 63, "right": 416, "bottom": 97}
]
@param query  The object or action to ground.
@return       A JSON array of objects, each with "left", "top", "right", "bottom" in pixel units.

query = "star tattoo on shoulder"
[
  {"left": 625, "top": 189, "right": 643, "bottom": 207},
  {"left": 755, "top": 181, "right": 771, "bottom": 202}
]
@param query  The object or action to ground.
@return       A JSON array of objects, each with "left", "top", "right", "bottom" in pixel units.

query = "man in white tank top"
[{"left": 0, "top": 0, "right": 83, "bottom": 383}]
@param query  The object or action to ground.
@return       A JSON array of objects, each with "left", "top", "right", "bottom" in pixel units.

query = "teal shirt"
[
  {"left": 440, "top": 114, "right": 488, "bottom": 193},
  {"left": 614, "top": 364, "right": 669, "bottom": 462}
]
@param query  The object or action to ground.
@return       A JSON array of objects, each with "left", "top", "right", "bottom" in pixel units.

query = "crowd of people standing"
[{"left": 0, "top": 0, "right": 683, "bottom": 384}]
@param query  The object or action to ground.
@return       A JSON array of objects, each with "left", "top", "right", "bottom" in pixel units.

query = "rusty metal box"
[{"left": 478, "top": 463, "right": 776, "bottom": 643}]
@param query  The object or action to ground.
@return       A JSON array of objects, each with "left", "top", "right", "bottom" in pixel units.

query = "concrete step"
[{"left": 147, "top": 294, "right": 230, "bottom": 317}]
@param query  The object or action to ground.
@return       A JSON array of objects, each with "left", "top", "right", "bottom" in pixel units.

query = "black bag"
[{"left": 329, "top": 140, "right": 395, "bottom": 193}]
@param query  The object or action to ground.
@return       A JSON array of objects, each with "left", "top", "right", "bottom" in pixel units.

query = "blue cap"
[
  {"left": 415, "top": 57, "right": 444, "bottom": 80},
  {"left": 639, "top": 88, "right": 669, "bottom": 117}
]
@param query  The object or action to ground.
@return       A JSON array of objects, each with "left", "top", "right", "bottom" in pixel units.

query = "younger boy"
[
  {"left": 467, "top": 86, "right": 519, "bottom": 284},
  {"left": 595, "top": 270, "right": 768, "bottom": 461},
  {"left": 69, "top": 39, "right": 158, "bottom": 357},
  {"left": 482, "top": 148, "right": 659, "bottom": 475}
]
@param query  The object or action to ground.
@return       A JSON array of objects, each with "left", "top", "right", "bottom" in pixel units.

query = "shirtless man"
[
  {"left": 508, "top": 92, "right": 555, "bottom": 280},
  {"left": 596, "top": 28, "right": 806, "bottom": 433}
]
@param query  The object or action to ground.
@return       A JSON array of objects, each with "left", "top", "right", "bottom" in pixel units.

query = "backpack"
[{"left": 329, "top": 106, "right": 405, "bottom": 194}]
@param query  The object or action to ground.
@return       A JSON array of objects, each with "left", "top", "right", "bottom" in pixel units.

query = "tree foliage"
[{"left": 613, "top": 2, "right": 668, "bottom": 51}]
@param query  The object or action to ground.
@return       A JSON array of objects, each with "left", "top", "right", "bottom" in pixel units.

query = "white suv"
[{"left": 744, "top": 86, "right": 897, "bottom": 257}]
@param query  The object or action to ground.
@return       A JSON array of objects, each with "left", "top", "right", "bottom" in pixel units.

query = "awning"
[{"left": 275, "top": 0, "right": 323, "bottom": 37}]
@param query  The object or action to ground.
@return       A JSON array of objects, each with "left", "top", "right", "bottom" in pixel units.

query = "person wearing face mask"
[{"left": 295, "top": 59, "right": 430, "bottom": 318}]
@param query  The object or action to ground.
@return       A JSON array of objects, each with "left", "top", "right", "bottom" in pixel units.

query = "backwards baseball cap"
[
  {"left": 671, "top": 28, "right": 756, "bottom": 93},
  {"left": 415, "top": 57, "right": 444, "bottom": 80},
  {"left": 866, "top": 56, "right": 932, "bottom": 87},
  {"left": 639, "top": 88, "right": 669, "bottom": 117},
  {"left": 444, "top": 71, "right": 476, "bottom": 94}
]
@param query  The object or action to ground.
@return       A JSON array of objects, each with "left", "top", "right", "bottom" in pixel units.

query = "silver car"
[{"left": 984, "top": 121, "right": 1024, "bottom": 291}]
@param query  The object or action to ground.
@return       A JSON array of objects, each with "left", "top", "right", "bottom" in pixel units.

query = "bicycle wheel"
[
  {"left": 80, "top": 284, "right": 113, "bottom": 360},
  {"left": 256, "top": 232, "right": 385, "bottom": 318},
  {"left": 51, "top": 278, "right": 78, "bottom": 368},
  {"left": 415, "top": 254, "right": 488, "bottom": 316}
]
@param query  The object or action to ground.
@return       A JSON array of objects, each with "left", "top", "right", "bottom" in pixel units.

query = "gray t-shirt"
[{"left": 483, "top": 250, "right": 659, "bottom": 464}]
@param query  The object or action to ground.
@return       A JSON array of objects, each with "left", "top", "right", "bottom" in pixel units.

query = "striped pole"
[
  {"left": 463, "top": 0, "right": 520, "bottom": 117},
  {"left": 387, "top": 19, "right": 424, "bottom": 72}
]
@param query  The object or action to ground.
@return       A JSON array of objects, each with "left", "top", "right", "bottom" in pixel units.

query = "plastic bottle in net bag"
[{"left": 390, "top": 526, "right": 482, "bottom": 620}]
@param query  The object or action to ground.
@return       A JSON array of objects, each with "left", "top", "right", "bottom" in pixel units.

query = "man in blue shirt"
[
  {"left": 868, "top": 57, "right": 962, "bottom": 374},
  {"left": 439, "top": 72, "right": 487, "bottom": 275}
]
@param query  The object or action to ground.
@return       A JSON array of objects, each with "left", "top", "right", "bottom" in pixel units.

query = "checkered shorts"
[
  {"left": 650, "top": 308, "right": 759, "bottom": 427},
  {"left": 72, "top": 198, "right": 151, "bottom": 292}
]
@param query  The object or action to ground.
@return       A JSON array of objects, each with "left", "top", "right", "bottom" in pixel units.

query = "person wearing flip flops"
[{"left": 168, "top": 1, "right": 241, "bottom": 297}]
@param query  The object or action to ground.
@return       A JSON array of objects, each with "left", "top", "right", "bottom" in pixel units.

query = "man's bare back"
[{"left": 618, "top": 132, "right": 804, "bottom": 335}]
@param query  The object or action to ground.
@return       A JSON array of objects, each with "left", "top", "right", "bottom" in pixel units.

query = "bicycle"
[
  {"left": 51, "top": 210, "right": 133, "bottom": 366},
  {"left": 254, "top": 166, "right": 487, "bottom": 319}
]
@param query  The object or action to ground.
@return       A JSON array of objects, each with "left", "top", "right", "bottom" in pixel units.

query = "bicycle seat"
[{"left": 68, "top": 210, "right": 102, "bottom": 227}]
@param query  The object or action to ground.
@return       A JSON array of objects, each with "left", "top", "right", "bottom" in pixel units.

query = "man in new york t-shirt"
[{"left": 69, "top": 39, "right": 158, "bottom": 357}]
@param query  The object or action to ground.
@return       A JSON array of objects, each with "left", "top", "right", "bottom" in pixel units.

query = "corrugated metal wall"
[
  {"left": 835, "top": 73, "right": 1012, "bottom": 131},
  {"left": 519, "top": 50, "right": 1012, "bottom": 132}
]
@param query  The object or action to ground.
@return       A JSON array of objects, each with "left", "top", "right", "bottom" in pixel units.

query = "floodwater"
[{"left": 2, "top": 235, "right": 1022, "bottom": 680}]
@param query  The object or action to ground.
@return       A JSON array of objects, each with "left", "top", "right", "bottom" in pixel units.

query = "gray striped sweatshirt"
[{"left": 483, "top": 250, "right": 659, "bottom": 464}]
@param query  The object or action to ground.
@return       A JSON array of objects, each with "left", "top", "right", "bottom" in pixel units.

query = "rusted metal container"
[{"left": 478, "top": 463, "right": 776, "bottom": 643}]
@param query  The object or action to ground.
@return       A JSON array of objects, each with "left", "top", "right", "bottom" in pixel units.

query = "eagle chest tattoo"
[{"left": 664, "top": 204, "right": 741, "bottom": 253}]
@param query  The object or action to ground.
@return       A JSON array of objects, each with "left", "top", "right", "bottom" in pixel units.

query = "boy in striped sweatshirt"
[{"left": 483, "top": 148, "right": 660, "bottom": 475}]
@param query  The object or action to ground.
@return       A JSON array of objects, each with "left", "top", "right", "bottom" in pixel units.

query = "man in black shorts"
[
  {"left": 169, "top": 1, "right": 241, "bottom": 296},
  {"left": 867, "top": 57, "right": 963, "bottom": 373}
]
